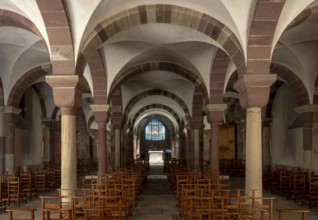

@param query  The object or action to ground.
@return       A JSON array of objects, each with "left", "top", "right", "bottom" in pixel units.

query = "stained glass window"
[{"left": 145, "top": 119, "right": 165, "bottom": 140}]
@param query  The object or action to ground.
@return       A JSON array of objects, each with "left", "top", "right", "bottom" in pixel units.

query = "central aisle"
[{"left": 131, "top": 165, "right": 181, "bottom": 220}]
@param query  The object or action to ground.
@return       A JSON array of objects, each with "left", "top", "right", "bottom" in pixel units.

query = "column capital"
[
  {"left": 234, "top": 74, "right": 277, "bottom": 109},
  {"left": 91, "top": 104, "right": 110, "bottom": 124},
  {"left": 295, "top": 104, "right": 318, "bottom": 114},
  {"left": 46, "top": 75, "right": 84, "bottom": 108},
  {"left": 295, "top": 104, "right": 318, "bottom": 123},
  {"left": 204, "top": 104, "right": 227, "bottom": 123},
  {"left": 4, "top": 106, "right": 22, "bottom": 115},
  {"left": 41, "top": 118, "right": 52, "bottom": 127}
]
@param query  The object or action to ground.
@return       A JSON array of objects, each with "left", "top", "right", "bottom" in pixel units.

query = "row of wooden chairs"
[
  {"left": 263, "top": 166, "right": 318, "bottom": 208},
  {"left": 40, "top": 166, "right": 147, "bottom": 220},
  {"left": 0, "top": 168, "right": 61, "bottom": 210}
]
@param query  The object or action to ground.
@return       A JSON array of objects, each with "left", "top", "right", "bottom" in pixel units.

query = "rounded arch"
[
  {"left": 271, "top": 63, "right": 310, "bottom": 106},
  {"left": 124, "top": 89, "right": 190, "bottom": 123},
  {"left": 7, "top": 65, "right": 50, "bottom": 107},
  {"left": 0, "top": 9, "right": 45, "bottom": 42},
  {"left": 77, "top": 4, "right": 245, "bottom": 77},
  {"left": 136, "top": 114, "right": 176, "bottom": 141},
  {"left": 132, "top": 104, "right": 181, "bottom": 128},
  {"left": 109, "top": 62, "right": 209, "bottom": 104}
]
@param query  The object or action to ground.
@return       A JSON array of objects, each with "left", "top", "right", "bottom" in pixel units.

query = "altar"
[{"left": 148, "top": 150, "right": 164, "bottom": 165}]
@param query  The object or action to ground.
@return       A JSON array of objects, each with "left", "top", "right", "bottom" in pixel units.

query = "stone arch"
[
  {"left": 210, "top": 49, "right": 231, "bottom": 103},
  {"left": 7, "top": 65, "right": 49, "bottom": 107},
  {"left": 271, "top": 63, "right": 310, "bottom": 106},
  {"left": 132, "top": 104, "right": 181, "bottom": 128},
  {"left": 137, "top": 114, "right": 175, "bottom": 138},
  {"left": 124, "top": 89, "right": 190, "bottom": 124},
  {"left": 88, "top": 50, "right": 107, "bottom": 104},
  {"left": 77, "top": 4, "right": 245, "bottom": 77},
  {"left": 0, "top": 9, "right": 45, "bottom": 41},
  {"left": 247, "top": 1, "right": 285, "bottom": 75},
  {"left": 109, "top": 62, "right": 209, "bottom": 104},
  {"left": 36, "top": 0, "right": 75, "bottom": 75}
]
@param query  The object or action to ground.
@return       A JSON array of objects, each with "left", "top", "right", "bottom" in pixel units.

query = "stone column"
[
  {"left": 205, "top": 104, "right": 227, "bottom": 176},
  {"left": 175, "top": 134, "right": 180, "bottom": 159},
  {"left": 46, "top": 75, "right": 83, "bottom": 192},
  {"left": 295, "top": 105, "right": 318, "bottom": 171},
  {"left": 245, "top": 107, "right": 262, "bottom": 196},
  {"left": 61, "top": 107, "right": 77, "bottom": 190},
  {"left": 0, "top": 106, "right": 5, "bottom": 175},
  {"left": 42, "top": 118, "right": 52, "bottom": 165},
  {"left": 4, "top": 106, "right": 21, "bottom": 173},
  {"left": 234, "top": 74, "right": 276, "bottom": 197},
  {"left": 191, "top": 118, "right": 203, "bottom": 170},
  {"left": 91, "top": 104, "right": 109, "bottom": 177},
  {"left": 185, "top": 127, "right": 192, "bottom": 169}
]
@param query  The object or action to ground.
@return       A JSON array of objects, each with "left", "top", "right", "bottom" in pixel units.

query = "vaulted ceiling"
[{"left": 1, "top": 0, "right": 318, "bottom": 133}]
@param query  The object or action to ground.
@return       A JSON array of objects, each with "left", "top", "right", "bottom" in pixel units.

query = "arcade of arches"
[{"left": 0, "top": 0, "right": 318, "bottom": 200}]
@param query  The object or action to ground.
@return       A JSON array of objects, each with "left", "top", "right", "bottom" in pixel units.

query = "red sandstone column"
[
  {"left": 191, "top": 118, "right": 203, "bottom": 170},
  {"left": 4, "top": 106, "right": 21, "bottom": 173},
  {"left": 112, "top": 118, "right": 122, "bottom": 170},
  {"left": 46, "top": 75, "right": 83, "bottom": 192},
  {"left": 234, "top": 74, "right": 276, "bottom": 197},
  {"left": 205, "top": 104, "right": 227, "bottom": 176},
  {"left": 91, "top": 104, "right": 109, "bottom": 177}
]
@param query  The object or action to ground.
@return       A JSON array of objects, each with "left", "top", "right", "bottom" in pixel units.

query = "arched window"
[{"left": 145, "top": 119, "right": 165, "bottom": 140}]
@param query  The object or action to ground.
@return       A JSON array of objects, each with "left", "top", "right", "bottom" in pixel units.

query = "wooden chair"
[
  {"left": 41, "top": 195, "right": 74, "bottom": 220},
  {"left": 302, "top": 174, "right": 318, "bottom": 208},
  {"left": 34, "top": 170, "right": 47, "bottom": 195},
  {"left": 46, "top": 170, "right": 55, "bottom": 191},
  {"left": 7, "top": 176, "right": 27, "bottom": 206},
  {"left": 278, "top": 209, "right": 309, "bottom": 220},
  {"left": 289, "top": 172, "right": 307, "bottom": 202},
  {"left": 6, "top": 207, "right": 37, "bottom": 220},
  {"left": 83, "top": 207, "right": 110, "bottom": 220},
  {"left": 20, "top": 171, "right": 37, "bottom": 200},
  {"left": 0, "top": 176, "right": 7, "bottom": 211},
  {"left": 279, "top": 171, "right": 292, "bottom": 196}
]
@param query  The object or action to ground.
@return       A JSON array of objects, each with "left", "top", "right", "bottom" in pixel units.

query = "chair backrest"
[{"left": 278, "top": 209, "right": 309, "bottom": 220}]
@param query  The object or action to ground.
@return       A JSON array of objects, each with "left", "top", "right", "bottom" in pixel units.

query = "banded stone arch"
[
  {"left": 247, "top": 1, "right": 285, "bottom": 75},
  {"left": 88, "top": 50, "right": 107, "bottom": 104},
  {"left": 124, "top": 89, "right": 190, "bottom": 123},
  {"left": 210, "top": 49, "right": 231, "bottom": 103},
  {"left": 271, "top": 63, "right": 310, "bottom": 106},
  {"left": 0, "top": 9, "right": 45, "bottom": 42},
  {"left": 136, "top": 114, "right": 176, "bottom": 138},
  {"left": 36, "top": 0, "right": 75, "bottom": 74},
  {"left": 77, "top": 4, "right": 245, "bottom": 77},
  {"left": 109, "top": 62, "right": 209, "bottom": 104},
  {"left": 7, "top": 65, "right": 50, "bottom": 107},
  {"left": 132, "top": 104, "right": 181, "bottom": 128}
]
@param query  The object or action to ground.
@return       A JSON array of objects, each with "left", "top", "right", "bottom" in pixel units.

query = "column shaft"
[
  {"left": 245, "top": 107, "right": 262, "bottom": 197},
  {"left": 61, "top": 111, "right": 77, "bottom": 191},
  {"left": 210, "top": 122, "right": 220, "bottom": 176},
  {"left": 4, "top": 113, "right": 15, "bottom": 173},
  {"left": 98, "top": 123, "right": 106, "bottom": 177}
]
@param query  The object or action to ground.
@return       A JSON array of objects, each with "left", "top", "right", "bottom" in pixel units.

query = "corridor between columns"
[{"left": 131, "top": 164, "right": 180, "bottom": 220}]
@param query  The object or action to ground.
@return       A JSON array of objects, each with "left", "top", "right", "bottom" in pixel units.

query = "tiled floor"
[{"left": 1, "top": 166, "right": 318, "bottom": 219}]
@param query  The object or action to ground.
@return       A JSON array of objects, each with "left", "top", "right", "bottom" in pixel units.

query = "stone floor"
[{"left": 1, "top": 165, "right": 318, "bottom": 219}]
